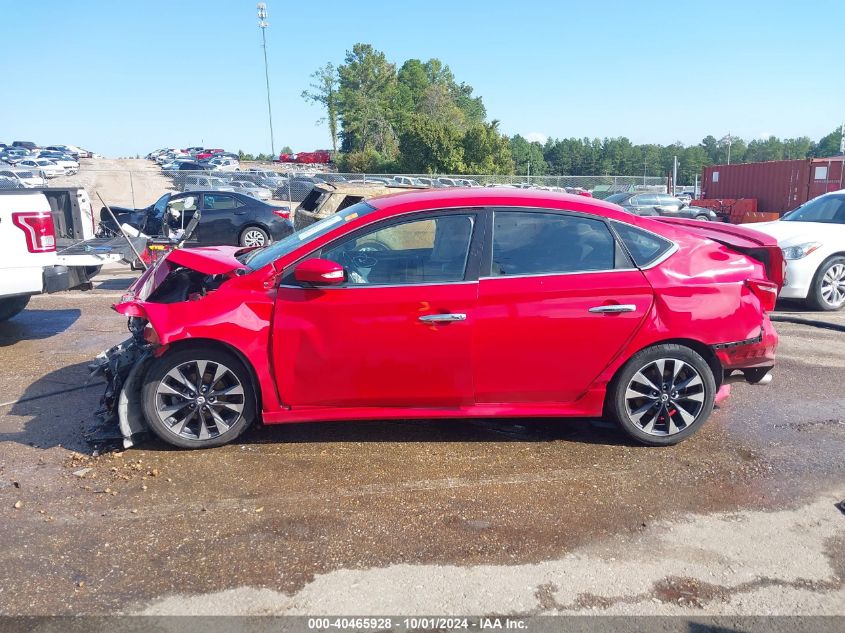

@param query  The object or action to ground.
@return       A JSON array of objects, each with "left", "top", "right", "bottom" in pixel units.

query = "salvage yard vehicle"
[
  {"left": 605, "top": 192, "right": 719, "bottom": 221},
  {"left": 294, "top": 181, "right": 422, "bottom": 230},
  {"left": 16, "top": 158, "right": 64, "bottom": 178},
  {"left": 92, "top": 188, "right": 782, "bottom": 449},
  {"left": 0, "top": 190, "right": 125, "bottom": 321},
  {"left": 99, "top": 191, "right": 292, "bottom": 248},
  {"left": 752, "top": 189, "right": 845, "bottom": 310},
  {"left": 0, "top": 168, "right": 46, "bottom": 188}
]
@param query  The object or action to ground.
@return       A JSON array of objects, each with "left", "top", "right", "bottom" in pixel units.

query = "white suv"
[{"left": 181, "top": 175, "right": 234, "bottom": 192}]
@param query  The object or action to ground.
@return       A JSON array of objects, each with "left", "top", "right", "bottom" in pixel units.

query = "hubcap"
[
  {"left": 624, "top": 358, "right": 705, "bottom": 436},
  {"left": 154, "top": 360, "right": 245, "bottom": 441},
  {"left": 821, "top": 263, "right": 845, "bottom": 307},
  {"left": 243, "top": 230, "right": 266, "bottom": 247}
]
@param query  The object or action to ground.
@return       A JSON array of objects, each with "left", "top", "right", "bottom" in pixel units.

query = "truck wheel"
[
  {"left": 141, "top": 347, "right": 256, "bottom": 449},
  {"left": 0, "top": 295, "right": 31, "bottom": 322}
]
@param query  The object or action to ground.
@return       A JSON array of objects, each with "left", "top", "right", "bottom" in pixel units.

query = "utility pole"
[
  {"left": 643, "top": 157, "right": 647, "bottom": 185},
  {"left": 840, "top": 122, "right": 845, "bottom": 155},
  {"left": 527, "top": 160, "right": 530, "bottom": 185},
  {"left": 672, "top": 155, "right": 678, "bottom": 194},
  {"left": 257, "top": 3, "right": 275, "bottom": 158}
]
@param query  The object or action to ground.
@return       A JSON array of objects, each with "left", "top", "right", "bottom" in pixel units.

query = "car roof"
[{"left": 367, "top": 187, "right": 632, "bottom": 221}]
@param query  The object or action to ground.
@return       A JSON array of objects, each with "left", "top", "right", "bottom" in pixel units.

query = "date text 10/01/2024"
[{"left": 307, "top": 617, "right": 529, "bottom": 630}]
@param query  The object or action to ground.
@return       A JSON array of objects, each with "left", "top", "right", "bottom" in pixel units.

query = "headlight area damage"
[{"left": 88, "top": 247, "right": 257, "bottom": 448}]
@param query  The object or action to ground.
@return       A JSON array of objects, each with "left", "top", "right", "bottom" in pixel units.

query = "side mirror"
[{"left": 294, "top": 258, "right": 345, "bottom": 286}]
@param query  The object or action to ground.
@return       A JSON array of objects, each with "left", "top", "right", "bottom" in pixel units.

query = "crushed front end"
[
  {"left": 88, "top": 246, "right": 254, "bottom": 448},
  {"left": 88, "top": 319, "right": 153, "bottom": 448}
]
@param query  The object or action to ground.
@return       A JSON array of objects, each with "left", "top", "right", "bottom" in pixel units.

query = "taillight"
[
  {"left": 12, "top": 212, "right": 56, "bottom": 253},
  {"left": 746, "top": 279, "right": 778, "bottom": 312},
  {"left": 272, "top": 208, "right": 290, "bottom": 219}
]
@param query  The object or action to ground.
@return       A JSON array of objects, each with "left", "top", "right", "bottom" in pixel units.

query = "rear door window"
[{"left": 490, "top": 211, "right": 622, "bottom": 276}]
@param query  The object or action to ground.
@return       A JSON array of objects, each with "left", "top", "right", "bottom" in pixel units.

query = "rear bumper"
[{"left": 713, "top": 317, "right": 777, "bottom": 385}]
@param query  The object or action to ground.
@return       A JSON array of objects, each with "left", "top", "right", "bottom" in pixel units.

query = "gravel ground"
[{"left": 0, "top": 269, "right": 842, "bottom": 616}]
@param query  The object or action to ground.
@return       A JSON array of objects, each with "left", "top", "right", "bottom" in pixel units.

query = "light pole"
[{"left": 257, "top": 3, "right": 275, "bottom": 158}]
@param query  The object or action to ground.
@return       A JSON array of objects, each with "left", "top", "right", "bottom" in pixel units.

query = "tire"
[
  {"left": 694, "top": 214, "right": 711, "bottom": 222},
  {"left": 0, "top": 295, "right": 30, "bottom": 321},
  {"left": 239, "top": 226, "right": 270, "bottom": 247},
  {"left": 141, "top": 346, "right": 257, "bottom": 449},
  {"left": 807, "top": 256, "right": 845, "bottom": 311},
  {"left": 607, "top": 344, "right": 716, "bottom": 446}
]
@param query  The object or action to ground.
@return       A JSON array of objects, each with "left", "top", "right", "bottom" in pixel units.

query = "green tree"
[
  {"left": 746, "top": 136, "right": 785, "bottom": 162},
  {"left": 336, "top": 44, "right": 399, "bottom": 156},
  {"left": 301, "top": 63, "right": 340, "bottom": 153},
  {"left": 810, "top": 127, "right": 843, "bottom": 158},
  {"left": 510, "top": 135, "right": 548, "bottom": 176},
  {"left": 462, "top": 120, "right": 514, "bottom": 174},
  {"left": 397, "top": 114, "right": 465, "bottom": 174}
]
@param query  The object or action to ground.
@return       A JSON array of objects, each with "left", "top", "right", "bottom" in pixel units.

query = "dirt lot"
[
  {"left": 0, "top": 268, "right": 843, "bottom": 616},
  {"left": 49, "top": 158, "right": 306, "bottom": 210}
]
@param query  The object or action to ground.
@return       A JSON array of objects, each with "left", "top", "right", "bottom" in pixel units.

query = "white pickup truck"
[{"left": 0, "top": 189, "right": 137, "bottom": 321}]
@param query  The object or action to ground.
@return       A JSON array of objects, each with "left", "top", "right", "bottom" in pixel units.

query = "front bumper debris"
[{"left": 88, "top": 337, "right": 151, "bottom": 448}]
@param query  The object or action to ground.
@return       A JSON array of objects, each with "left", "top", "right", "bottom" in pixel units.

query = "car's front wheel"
[
  {"left": 607, "top": 344, "right": 716, "bottom": 446},
  {"left": 141, "top": 347, "right": 256, "bottom": 449},
  {"left": 240, "top": 226, "right": 270, "bottom": 247},
  {"left": 694, "top": 214, "right": 711, "bottom": 221},
  {"left": 808, "top": 256, "right": 845, "bottom": 311}
]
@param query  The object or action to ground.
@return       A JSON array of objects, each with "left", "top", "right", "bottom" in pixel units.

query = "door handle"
[
  {"left": 588, "top": 304, "right": 637, "bottom": 314},
  {"left": 419, "top": 313, "right": 467, "bottom": 323}
]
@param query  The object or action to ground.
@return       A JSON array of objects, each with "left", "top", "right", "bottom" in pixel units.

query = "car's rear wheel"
[
  {"left": 808, "top": 256, "right": 845, "bottom": 311},
  {"left": 607, "top": 344, "right": 716, "bottom": 446},
  {"left": 141, "top": 347, "right": 256, "bottom": 449},
  {"left": 0, "top": 295, "right": 30, "bottom": 322},
  {"left": 240, "top": 226, "right": 270, "bottom": 247}
]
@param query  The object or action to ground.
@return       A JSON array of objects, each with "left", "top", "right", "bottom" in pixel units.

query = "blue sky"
[{"left": 2, "top": 0, "right": 842, "bottom": 157}]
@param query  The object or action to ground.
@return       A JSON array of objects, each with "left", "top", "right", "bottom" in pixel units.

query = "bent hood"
[
  {"left": 116, "top": 246, "right": 252, "bottom": 309},
  {"left": 165, "top": 245, "right": 250, "bottom": 275}
]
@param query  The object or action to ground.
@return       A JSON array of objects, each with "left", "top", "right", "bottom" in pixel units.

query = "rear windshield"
[
  {"left": 605, "top": 193, "right": 631, "bottom": 204},
  {"left": 612, "top": 221, "right": 675, "bottom": 267},
  {"left": 243, "top": 202, "right": 376, "bottom": 270}
]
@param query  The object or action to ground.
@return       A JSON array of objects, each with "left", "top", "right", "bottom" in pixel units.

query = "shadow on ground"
[
  {"left": 0, "top": 308, "right": 80, "bottom": 347},
  {"left": 2, "top": 361, "right": 102, "bottom": 452}
]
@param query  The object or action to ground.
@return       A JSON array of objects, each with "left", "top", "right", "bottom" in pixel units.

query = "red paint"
[
  {"left": 115, "top": 188, "right": 779, "bottom": 426},
  {"left": 293, "top": 258, "right": 345, "bottom": 285},
  {"left": 702, "top": 157, "right": 845, "bottom": 214}
]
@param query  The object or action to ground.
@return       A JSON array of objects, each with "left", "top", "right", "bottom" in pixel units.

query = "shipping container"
[{"left": 701, "top": 157, "right": 845, "bottom": 214}]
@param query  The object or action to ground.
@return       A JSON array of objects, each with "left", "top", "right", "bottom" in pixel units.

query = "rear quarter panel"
[{"left": 640, "top": 238, "right": 767, "bottom": 345}]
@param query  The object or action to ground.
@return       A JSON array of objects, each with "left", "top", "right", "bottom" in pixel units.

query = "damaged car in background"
[{"left": 91, "top": 188, "right": 783, "bottom": 450}]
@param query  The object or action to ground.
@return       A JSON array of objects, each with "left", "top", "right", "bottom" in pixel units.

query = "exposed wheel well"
[
  {"left": 157, "top": 338, "right": 263, "bottom": 413},
  {"left": 610, "top": 338, "right": 723, "bottom": 391}
]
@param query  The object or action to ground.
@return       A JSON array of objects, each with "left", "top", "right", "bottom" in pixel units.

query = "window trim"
[
  {"left": 479, "top": 206, "right": 636, "bottom": 279},
  {"left": 608, "top": 219, "right": 678, "bottom": 269},
  {"left": 281, "top": 207, "right": 487, "bottom": 288}
]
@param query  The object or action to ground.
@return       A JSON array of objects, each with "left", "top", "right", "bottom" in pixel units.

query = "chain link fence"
[{"left": 38, "top": 159, "right": 668, "bottom": 214}]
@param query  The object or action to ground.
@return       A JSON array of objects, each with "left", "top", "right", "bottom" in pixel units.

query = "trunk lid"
[{"left": 651, "top": 217, "right": 785, "bottom": 289}]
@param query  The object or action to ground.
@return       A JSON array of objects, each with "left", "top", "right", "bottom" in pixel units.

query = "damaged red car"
[{"left": 91, "top": 188, "right": 782, "bottom": 449}]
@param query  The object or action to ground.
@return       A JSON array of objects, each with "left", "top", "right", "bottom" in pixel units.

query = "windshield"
[
  {"left": 782, "top": 193, "right": 845, "bottom": 224},
  {"left": 152, "top": 193, "right": 170, "bottom": 218},
  {"left": 243, "top": 201, "right": 377, "bottom": 270},
  {"left": 605, "top": 193, "right": 630, "bottom": 204}
]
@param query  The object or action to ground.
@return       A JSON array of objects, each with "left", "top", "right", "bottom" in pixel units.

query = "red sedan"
[{"left": 94, "top": 188, "right": 782, "bottom": 449}]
